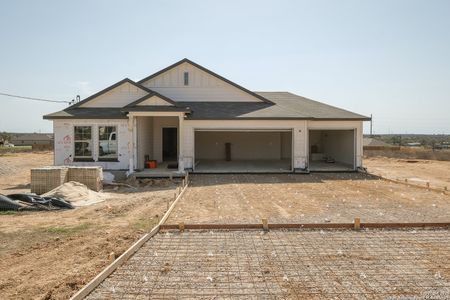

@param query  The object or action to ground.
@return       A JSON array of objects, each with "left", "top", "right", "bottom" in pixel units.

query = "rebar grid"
[{"left": 86, "top": 229, "right": 450, "bottom": 299}]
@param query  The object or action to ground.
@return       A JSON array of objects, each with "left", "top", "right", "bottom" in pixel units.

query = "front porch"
[
  {"left": 133, "top": 162, "right": 185, "bottom": 178},
  {"left": 128, "top": 111, "right": 187, "bottom": 176}
]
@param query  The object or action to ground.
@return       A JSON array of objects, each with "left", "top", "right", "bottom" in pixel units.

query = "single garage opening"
[
  {"left": 308, "top": 129, "right": 355, "bottom": 171},
  {"left": 194, "top": 130, "right": 292, "bottom": 173}
]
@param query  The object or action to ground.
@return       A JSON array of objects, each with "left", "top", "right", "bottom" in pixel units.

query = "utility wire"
[{"left": 0, "top": 92, "right": 70, "bottom": 104}]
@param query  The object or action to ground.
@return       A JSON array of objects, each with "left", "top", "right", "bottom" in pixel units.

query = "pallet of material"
[
  {"left": 31, "top": 167, "right": 68, "bottom": 194},
  {"left": 67, "top": 167, "right": 103, "bottom": 192}
]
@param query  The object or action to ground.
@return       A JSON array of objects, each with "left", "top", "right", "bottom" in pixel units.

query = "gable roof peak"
[
  {"left": 138, "top": 58, "right": 274, "bottom": 104},
  {"left": 68, "top": 78, "right": 152, "bottom": 109}
]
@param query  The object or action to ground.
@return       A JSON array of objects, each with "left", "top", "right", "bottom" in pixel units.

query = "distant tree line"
[{"left": 366, "top": 134, "right": 450, "bottom": 148}]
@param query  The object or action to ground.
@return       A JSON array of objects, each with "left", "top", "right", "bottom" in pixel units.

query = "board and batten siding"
[
  {"left": 80, "top": 82, "right": 148, "bottom": 108},
  {"left": 140, "top": 62, "right": 262, "bottom": 103},
  {"left": 53, "top": 119, "right": 130, "bottom": 169}
]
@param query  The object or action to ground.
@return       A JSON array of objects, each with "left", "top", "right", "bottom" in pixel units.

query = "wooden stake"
[
  {"left": 262, "top": 219, "right": 269, "bottom": 231},
  {"left": 108, "top": 252, "right": 115, "bottom": 263},
  {"left": 182, "top": 179, "right": 185, "bottom": 187},
  {"left": 404, "top": 178, "right": 408, "bottom": 183},
  {"left": 166, "top": 198, "right": 170, "bottom": 211},
  {"left": 178, "top": 222, "right": 185, "bottom": 232},
  {"left": 174, "top": 193, "right": 177, "bottom": 202},
  {"left": 426, "top": 182, "right": 430, "bottom": 189},
  {"left": 445, "top": 186, "right": 448, "bottom": 191},
  {"left": 354, "top": 218, "right": 361, "bottom": 230}
]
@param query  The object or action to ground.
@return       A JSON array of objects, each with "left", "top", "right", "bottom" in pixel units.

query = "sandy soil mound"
[{"left": 43, "top": 181, "right": 108, "bottom": 207}]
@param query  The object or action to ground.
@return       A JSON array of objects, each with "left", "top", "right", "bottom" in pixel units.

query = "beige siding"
[
  {"left": 137, "top": 96, "right": 173, "bottom": 106},
  {"left": 80, "top": 82, "right": 148, "bottom": 108},
  {"left": 141, "top": 62, "right": 262, "bottom": 102}
]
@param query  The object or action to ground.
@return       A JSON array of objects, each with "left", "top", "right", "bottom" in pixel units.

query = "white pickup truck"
[{"left": 99, "top": 132, "right": 117, "bottom": 155}]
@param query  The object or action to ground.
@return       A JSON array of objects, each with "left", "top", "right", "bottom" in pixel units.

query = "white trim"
[{"left": 128, "top": 112, "right": 185, "bottom": 117}]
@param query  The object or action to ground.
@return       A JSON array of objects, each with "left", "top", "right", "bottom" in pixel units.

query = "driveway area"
[
  {"left": 167, "top": 173, "right": 450, "bottom": 224},
  {"left": 87, "top": 229, "right": 450, "bottom": 299}
]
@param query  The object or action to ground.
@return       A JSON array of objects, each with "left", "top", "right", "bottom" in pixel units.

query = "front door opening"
[{"left": 163, "top": 127, "right": 177, "bottom": 161}]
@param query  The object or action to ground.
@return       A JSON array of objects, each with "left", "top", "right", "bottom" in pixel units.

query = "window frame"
[
  {"left": 183, "top": 72, "right": 189, "bottom": 86},
  {"left": 73, "top": 125, "right": 94, "bottom": 162},
  {"left": 98, "top": 125, "right": 119, "bottom": 162}
]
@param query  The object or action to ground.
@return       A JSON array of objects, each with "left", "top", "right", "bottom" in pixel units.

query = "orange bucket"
[{"left": 146, "top": 160, "right": 157, "bottom": 169}]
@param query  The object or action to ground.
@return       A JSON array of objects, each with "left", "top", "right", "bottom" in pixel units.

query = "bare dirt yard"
[
  {"left": 168, "top": 173, "right": 449, "bottom": 224},
  {"left": 0, "top": 151, "right": 53, "bottom": 194},
  {"left": 364, "top": 157, "right": 450, "bottom": 190},
  {"left": 0, "top": 152, "right": 179, "bottom": 300}
]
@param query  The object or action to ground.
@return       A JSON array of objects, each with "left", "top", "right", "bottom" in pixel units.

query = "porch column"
[
  {"left": 178, "top": 114, "right": 184, "bottom": 172},
  {"left": 127, "top": 114, "right": 135, "bottom": 174}
]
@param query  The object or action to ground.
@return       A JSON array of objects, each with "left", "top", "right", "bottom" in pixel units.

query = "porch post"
[
  {"left": 178, "top": 114, "right": 184, "bottom": 172},
  {"left": 127, "top": 114, "right": 135, "bottom": 174}
]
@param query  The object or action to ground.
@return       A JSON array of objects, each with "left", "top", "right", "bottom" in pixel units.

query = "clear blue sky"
[{"left": 1, "top": 0, "right": 449, "bottom": 134}]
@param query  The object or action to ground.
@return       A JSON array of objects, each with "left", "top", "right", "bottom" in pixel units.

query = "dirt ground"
[
  {"left": 168, "top": 173, "right": 450, "bottom": 224},
  {"left": 364, "top": 157, "right": 450, "bottom": 190},
  {"left": 0, "top": 151, "right": 53, "bottom": 194},
  {"left": 87, "top": 229, "right": 450, "bottom": 299},
  {"left": 0, "top": 152, "right": 179, "bottom": 300}
]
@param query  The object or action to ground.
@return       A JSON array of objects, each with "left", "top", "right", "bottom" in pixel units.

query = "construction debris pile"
[
  {"left": 0, "top": 193, "right": 74, "bottom": 211},
  {"left": 0, "top": 181, "right": 107, "bottom": 211}
]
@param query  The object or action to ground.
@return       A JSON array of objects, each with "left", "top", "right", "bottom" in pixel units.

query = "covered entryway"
[
  {"left": 194, "top": 130, "right": 292, "bottom": 173},
  {"left": 308, "top": 129, "right": 355, "bottom": 171},
  {"left": 162, "top": 127, "right": 178, "bottom": 162}
]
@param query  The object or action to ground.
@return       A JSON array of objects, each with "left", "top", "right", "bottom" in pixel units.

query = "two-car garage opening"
[{"left": 194, "top": 130, "right": 292, "bottom": 173}]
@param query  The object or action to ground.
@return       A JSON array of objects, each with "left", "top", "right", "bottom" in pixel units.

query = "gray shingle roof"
[
  {"left": 180, "top": 92, "right": 369, "bottom": 120},
  {"left": 256, "top": 92, "right": 369, "bottom": 120},
  {"left": 43, "top": 92, "right": 369, "bottom": 121},
  {"left": 43, "top": 108, "right": 128, "bottom": 119}
]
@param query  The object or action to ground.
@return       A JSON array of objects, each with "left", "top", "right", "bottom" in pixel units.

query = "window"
[
  {"left": 98, "top": 126, "right": 118, "bottom": 161},
  {"left": 183, "top": 72, "right": 189, "bottom": 86},
  {"left": 74, "top": 126, "right": 92, "bottom": 161}
]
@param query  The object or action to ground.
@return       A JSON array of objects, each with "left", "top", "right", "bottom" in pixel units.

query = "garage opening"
[
  {"left": 194, "top": 130, "right": 292, "bottom": 173},
  {"left": 308, "top": 129, "right": 355, "bottom": 171}
]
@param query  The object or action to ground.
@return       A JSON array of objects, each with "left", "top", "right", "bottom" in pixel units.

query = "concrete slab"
[
  {"left": 194, "top": 159, "right": 292, "bottom": 173},
  {"left": 309, "top": 161, "right": 355, "bottom": 172}
]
